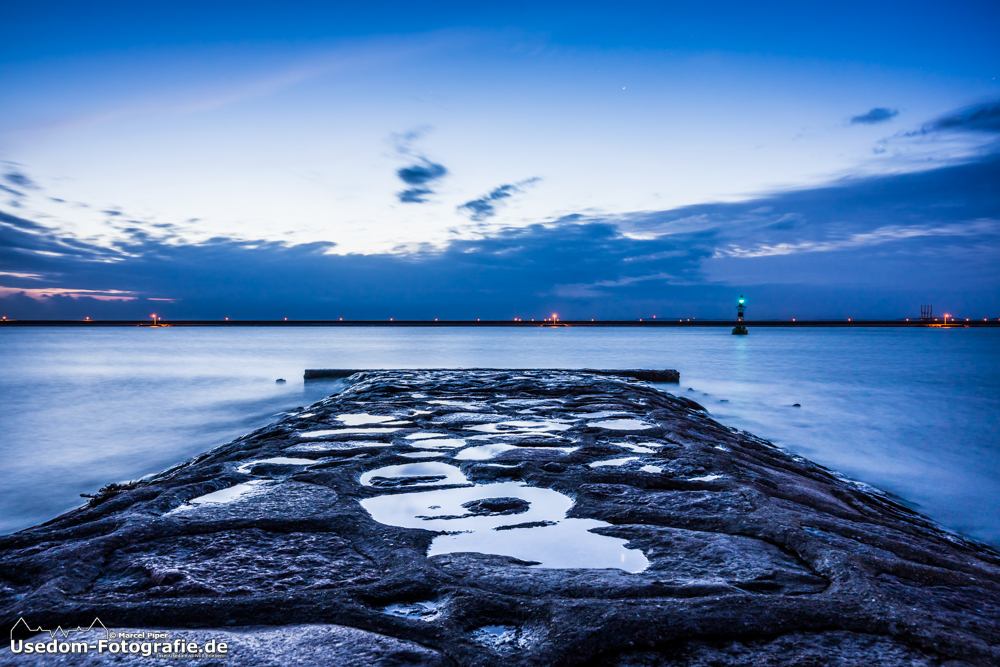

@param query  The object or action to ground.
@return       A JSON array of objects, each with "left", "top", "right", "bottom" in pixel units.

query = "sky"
[{"left": 1, "top": 0, "right": 999, "bottom": 320}]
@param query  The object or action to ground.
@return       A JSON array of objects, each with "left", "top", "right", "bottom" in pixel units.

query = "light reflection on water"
[
  {"left": 1, "top": 326, "right": 998, "bottom": 546},
  {"left": 359, "top": 472, "right": 649, "bottom": 571}
]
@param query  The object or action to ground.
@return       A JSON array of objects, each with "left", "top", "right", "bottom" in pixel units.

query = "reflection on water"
[
  {"left": 360, "top": 467, "right": 649, "bottom": 571},
  {"left": 2, "top": 327, "right": 998, "bottom": 546}
]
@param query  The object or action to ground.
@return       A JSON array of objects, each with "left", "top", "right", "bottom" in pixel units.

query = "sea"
[{"left": 1, "top": 326, "right": 997, "bottom": 547}]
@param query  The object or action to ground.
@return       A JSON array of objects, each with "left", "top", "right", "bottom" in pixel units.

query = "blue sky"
[{"left": 2, "top": 1, "right": 998, "bottom": 319}]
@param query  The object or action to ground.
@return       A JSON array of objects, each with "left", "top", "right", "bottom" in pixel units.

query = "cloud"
[
  {"left": 920, "top": 101, "right": 1000, "bottom": 134},
  {"left": 850, "top": 108, "right": 899, "bottom": 125},
  {"left": 398, "top": 187, "right": 433, "bottom": 203},
  {"left": 458, "top": 178, "right": 540, "bottom": 221},
  {"left": 394, "top": 158, "right": 447, "bottom": 204},
  {"left": 391, "top": 129, "right": 449, "bottom": 204},
  {"left": 397, "top": 160, "right": 447, "bottom": 186},
  {"left": 3, "top": 103, "right": 999, "bottom": 320},
  {"left": 3, "top": 171, "right": 37, "bottom": 189}
]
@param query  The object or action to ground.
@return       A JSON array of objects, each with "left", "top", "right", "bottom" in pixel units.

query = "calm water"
[{"left": 1, "top": 327, "right": 997, "bottom": 546}]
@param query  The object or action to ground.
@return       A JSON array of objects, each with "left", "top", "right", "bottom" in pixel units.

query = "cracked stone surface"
[{"left": 1, "top": 370, "right": 998, "bottom": 666}]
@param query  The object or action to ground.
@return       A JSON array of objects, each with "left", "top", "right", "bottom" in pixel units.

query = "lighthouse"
[{"left": 732, "top": 295, "right": 748, "bottom": 335}]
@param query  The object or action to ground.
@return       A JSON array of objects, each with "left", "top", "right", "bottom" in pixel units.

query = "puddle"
[
  {"left": 382, "top": 420, "right": 413, "bottom": 426},
  {"left": 588, "top": 457, "right": 640, "bottom": 468},
  {"left": 408, "top": 438, "right": 468, "bottom": 449},
  {"left": 294, "top": 413, "right": 316, "bottom": 419},
  {"left": 360, "top": 462, "right": 469, "bottom": 488},
  {"left": 236, "top": 457, "right": 315, "bottom": 473},
  {"left": 641, "top": 465, "right": 663, "bottom": 473},
  {"left": 399, "top": 452, "right": 445, "bottom": 458},
  {"left": 360, "top": 473, "right": 648, "bottom": 571},
  {"left": 405, "top": 433, "right": 447, "bottom": 440},
  {"left": 429, "top": 400, "right": 484, "bottom": 410},
  {"left": 454, "top": 444, "right": 519, "bottom": 460},
  {"left": 411, "top": 410, "right": 433, "bottom": 415},
  {"left": 689, "top": 474, "right": 723, "bottom": 482},
  {"left": 170, "top": 480, "right": 271, "bottom": 512},
  {"left": 466, "top": 420, "right": 573, "bottom": 435},
  {"left": 383, "top": 601, "right": 442, "bottom": 621},
  {"left": 299, "top": 428, "right": 402, "bottom": 437},
  {"left": 338, "top": 413, "right": 397, "bottom": 426},
  {"left": 617, "top": 443, "right": 657, "bottom": 453},
  {"left": 411, "top": 393, "right": 428, "bottom": 398},
  {"left": 591, "top": 419, "right": 653, "bottom": 430},
  {"left": 433, "top": 413, "right": 508, "bottom": 424},
  {"left": 572, "top": 411, "right": 633, "bottom": 419},
  {"left": 285, "top": 441, "right": 391, "bottom": 452},
  {"left": 715, "top": 445, "right": 730, "bottom": 451}
]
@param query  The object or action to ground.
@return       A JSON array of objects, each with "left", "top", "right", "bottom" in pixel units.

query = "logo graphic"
[{"left": 10, "top": 617, "right": 110, "bottom": 642}]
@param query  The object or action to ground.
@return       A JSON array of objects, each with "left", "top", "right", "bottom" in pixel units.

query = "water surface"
[{"left": 0, "top": 326, "right": 997, "bottom": 546}]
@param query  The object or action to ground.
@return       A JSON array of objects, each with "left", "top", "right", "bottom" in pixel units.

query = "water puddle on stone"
[
  {"left": 405, "top": 433, "right": 447, "bottom": 440},
  {"left": 360, "top": 462, "right": 469, "bottom": 488},
  {"left": 689, "top": 474, "right": 723, "bottom": 482},
  {"left": 399, "top": 452, "right": 445, "bottom": 458},
  {"left": 298, "top": 428, "right": 402, "bottom": 437},
  {"left": 641, "top": 465, "right": 663, "bottom": 473},
  {"left": 169, "top": 480, "right": 271, "bottom": 513},
  {"left": 588, "top": 457, "right": 640, "bottom": 468},
  {"left": 236, "top": 457, "right": 315, "bottom": 473},
  {"left": 408, "top": 438, "right": 467, "bottom": 449},
  {"left": 454, "top": 444, "right": 519, "bottom": 460},
  {"left": 466, "top": 420, "right": 573, "bottom": 436},
  {"left": 591, "top": 419, "right": 653, "bottom": 430},
  {"left": 293, "top": 413, "right": 316, "bottom": 419},
  {"left": 337, "top": 413, "right": 397, "bottom": 426},
  {"left": 572, "top": 411, "right": 633, "bottom": 419},
  {"left": 617, "top": 443, "right": 657, "bottom": 453},
  {"left": 360, "top": 464, "right": 648, "bottom": 572},
  {"left": 285, "top": 441, "right": 391, "bottom": 453}
]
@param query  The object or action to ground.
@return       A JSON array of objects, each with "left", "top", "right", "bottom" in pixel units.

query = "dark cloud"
[
  {"left": 396, "top": 161, "right": 446, "bottom": 186},
  {"left": 398, "top": 187, "right": 433, "bottom": 203},
  {"left": 921, "top": 101, "right": 1000, "bottom": 134},
  {"left": 458, "top": 178, "right": 540, "bottom": 221},
  {"left": 850, "top": 108, "right": 898, "bottom": 125},
  {"left": 395, "top": 159, "right": 447, "bottom": 204},
  {"left": 3, "top": 171, "right": 37, "bottom": 189}
]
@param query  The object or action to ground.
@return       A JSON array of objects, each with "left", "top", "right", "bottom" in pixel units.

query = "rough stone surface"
[{"left": 1, "top": 370, "right": 998, "bottom": 666}]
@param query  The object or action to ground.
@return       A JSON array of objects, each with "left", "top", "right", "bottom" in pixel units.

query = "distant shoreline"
[{"left": 1, "top": 318, "right": 997, "bottom": 328}]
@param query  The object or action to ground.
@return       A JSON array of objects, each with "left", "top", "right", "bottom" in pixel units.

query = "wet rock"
[{"left": 1, "top": 370, "right": 998, "bottom": 666}]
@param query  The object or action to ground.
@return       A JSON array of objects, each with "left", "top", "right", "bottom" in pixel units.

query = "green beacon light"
[{"left": 732, "top": 295, "right": 748, "bottom": 335}]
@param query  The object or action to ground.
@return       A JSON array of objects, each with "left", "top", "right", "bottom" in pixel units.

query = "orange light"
[
  {"left": 284, "top": 317, "right": 287, "bottom": 321},
  {"left": 340, "top": 317, "right": 343, "bottom": 321},
  {"left": 848, "top": 318, "right": 851, "bottom": 321},
  {"left": 225, "top": 317, "right": 228, "bottom": 321},
  {"left": 793, "top": 318, "right": 795, "bottom": 322},
  {"left": 390, "top": 318, "right": 393, "bottom": 321},
  {"left": 435, "top": 318, "right": 438, "bottom": 321}
]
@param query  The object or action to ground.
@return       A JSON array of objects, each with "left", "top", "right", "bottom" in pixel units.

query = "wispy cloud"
[
  {"left": 716, "top": 219, "right": 1000, "bottom": 258},
  {"left": 850, "top": 107, "right": 899, "bottom": 125},
  {"left": 457, "top": 178, "right": 540, "bottom": 221},
  {"left": 919, "top": 101, "right": 1000, "bottom": 134}
]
